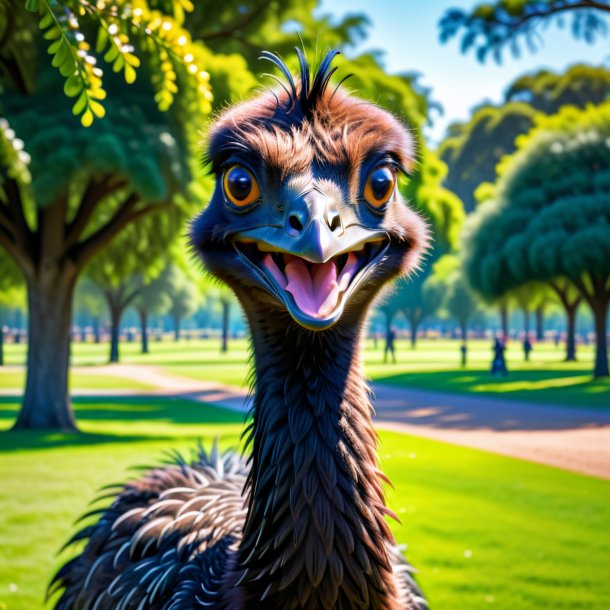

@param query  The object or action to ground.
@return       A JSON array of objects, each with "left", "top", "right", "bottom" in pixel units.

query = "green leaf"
[
  {"left": 104, "top": 45, "right": 119, "bottom": 63},
  {"left": 44, "top": 26, "right": 60, "bottom": 41},
  {"left": 64, "top": 73, "right": 82, "bottom": 98},
  {"left": 39, "top": 12, "right": 54, "bottom": 29},
  {"left": 51, "top": 41, "right": 69, "bottom": 68},
  {"left": 96, "top": 26, "right": 109, "bottom": 55},
  {"left": 24, "top": 0, "right": 39, "bottom": 12},
  {"left": 47, "top": 37, "right": 62, "bottom": 54},
  {"left": 112, "top": 54, "right": 125, "bottom": 73},
  {"left": 72, "top": 90, "right": 88, "bottom": 115}
]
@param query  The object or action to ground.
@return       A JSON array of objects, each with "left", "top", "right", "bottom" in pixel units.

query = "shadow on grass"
[
  {"left": 0, "top": 396, "right": 246, "bottom": 452},
  {"left": 374, "top": 368, "right": 610, "bottom": 410}
]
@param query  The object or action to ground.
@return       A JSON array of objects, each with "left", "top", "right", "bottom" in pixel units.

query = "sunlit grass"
[
  {"left": 0, "top": 398, "right": 608, "bottom": 610},
  {"left": 2, "top": 337, "right": 607, "bottom": 408},
  {"left": 0, "top": 370, "right": 157, "bottom": 392}
]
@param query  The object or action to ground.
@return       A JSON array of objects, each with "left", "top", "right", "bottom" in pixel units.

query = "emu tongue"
[{"left": 263, "top": 253, "right": 359, "bottom": 319}]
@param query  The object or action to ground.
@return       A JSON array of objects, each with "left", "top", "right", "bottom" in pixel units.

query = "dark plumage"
[{"left": 51, "top": 50, "right": 430, "bottom": 609}]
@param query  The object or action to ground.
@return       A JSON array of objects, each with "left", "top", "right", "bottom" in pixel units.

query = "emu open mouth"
[{"left": 234, "top": 239, "right": 389, "bottom": 328}]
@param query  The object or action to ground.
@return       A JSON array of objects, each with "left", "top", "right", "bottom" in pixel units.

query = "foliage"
[
  {"left": 439, "top": 63, "right": 610, "bottom": 212},
  {"left": 439, "top": 0, "right": 610, "bottom": 63},
  {"left": 185, "top": 0, "right": 370, "bottom": 71},
  {"left": 6, "top": 0, "right": 213, "bottom": 125},
  {"left": 463, "top": 102, "right": 610, "bottom": 375},
  {"left": 165, "top": 264, "right": 200, "bottom": 337},
  {"left": 439, "top": 102, "right": 539, "bottom": 212},
  {"left": 401, "top": 273, "right": 445, "bottom": 346},
  {"left": 506, "top": 63, "right": 610, "bottom": 113}
]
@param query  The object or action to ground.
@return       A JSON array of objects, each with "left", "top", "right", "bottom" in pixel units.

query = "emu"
[{"left": 51, "top": 49, "right": 430, "bottom": 610}]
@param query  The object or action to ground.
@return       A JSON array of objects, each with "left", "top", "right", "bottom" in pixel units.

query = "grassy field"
[
  {"left": 2, "top": 337, "right": 607, "bottom": 408},
  {"left": 0, "top": 396, "right": 608, "bottom": 610}
]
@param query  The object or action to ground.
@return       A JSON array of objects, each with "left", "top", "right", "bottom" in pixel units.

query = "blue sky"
[{"left": 321, "top": 0, "right": 610, "bottom": 142}]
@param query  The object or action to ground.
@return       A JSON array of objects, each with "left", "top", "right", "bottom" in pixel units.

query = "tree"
[
  {"left": 463, "top": 102, "right": 610, "bottom": 377},
  {"left": 133, "top": 275, "right": 172, "bottom": 354},
  {"left": 439, "top": 102, "right": 538, "bottom": 212},
  {"left": 74, "top": 277, "right": 107, "bottom": 343},
  {"left": 165, "top": 265, "right": 200, "bottom": 341},
  {"left": 439, "top": 1, "right": 610, "bottom": 63},
  {"left": 506, "top": 64, "right": 610, "bottom": 114},
  {"left": 85, "top": 212, "right": 177, "bottom": 362},
  {"left": 426, "top": 253, "right": 481, "bottom": 345},
  {"left": 0, "top": 254, "right": 25, "bottom": 365},
  {"left": 548, "top": 278, "right": 583, "bottom": 360},
  {"left": 401, "top": 274, "right": 444, "bottom": 347},
  {"left": 439, "top": 64, "right": 610, "bottom": 212},
  {"left": 1, "top": 64, "right": 198, "bottom": 429},
  {"left": 185, "top": 0, "right": 369, "bottom": 72}
]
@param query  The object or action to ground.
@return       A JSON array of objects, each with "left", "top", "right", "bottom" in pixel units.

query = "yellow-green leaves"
[
  {"left": 0, "top": 118, "right": 32, "bottom": 203},
  {"left": 26, "top": 0, "right": 212, "bottom": 127},
  {"left": 33, "top": 0, "right": 105, "bottom": 127}
]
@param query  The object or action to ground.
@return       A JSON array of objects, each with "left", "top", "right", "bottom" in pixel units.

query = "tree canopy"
[
  {"left": 0, "top": 0, "right": 212, "bottom": 125},
  {"left": 439, "top": 1, "right": 610, "bottom": 63},
  {"left": 463, "top": 102, "right": 610, "bottom": 376}
]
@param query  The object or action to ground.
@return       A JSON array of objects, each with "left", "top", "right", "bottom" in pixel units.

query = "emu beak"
[{"left": 233, "top": 222, "right": 389, "bottom": 330}]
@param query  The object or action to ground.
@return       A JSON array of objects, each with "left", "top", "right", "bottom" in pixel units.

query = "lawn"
[
  {"left": 1, "top": 397, "right": 609, "bottom": 609},
  {"left": 4, "top": 337, "right": 607, "bottom": 408},
  {"left": 0, "top": 369, "right": 157, "bottom": 392}
]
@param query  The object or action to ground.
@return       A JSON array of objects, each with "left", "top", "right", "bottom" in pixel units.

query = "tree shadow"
[
  {"left": 372, "top": 373, "right": 610, "bottom": 432},
  {"left": 0, "top": 395, "right": 246, "bottom": 452},
  {"left": 373, "top": 368, "right": 610, "bottom": 407}
]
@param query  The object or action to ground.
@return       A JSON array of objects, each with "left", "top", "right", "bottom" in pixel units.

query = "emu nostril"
[
  {"left": 289, "top": 214, "right": 303, "bottom": 232},
  {"left": 328, "top": 213, "right": 342, "bottom": 233}
]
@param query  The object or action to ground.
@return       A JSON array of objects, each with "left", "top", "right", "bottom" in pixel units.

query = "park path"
[{"left": 2, "top": 364, "right": 609, "bottom": 480}]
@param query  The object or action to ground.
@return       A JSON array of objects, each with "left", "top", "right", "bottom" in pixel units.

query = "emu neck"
[{"left": 235, "top": 313, "right": 399, "bottom": 610}]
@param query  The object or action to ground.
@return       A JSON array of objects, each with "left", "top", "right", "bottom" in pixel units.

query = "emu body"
[{"left": 52, "top": 50, "right": 429, "bottom": 610}]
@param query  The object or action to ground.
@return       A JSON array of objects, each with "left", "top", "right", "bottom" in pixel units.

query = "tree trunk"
[
  {"left": 592, "top": 301, "right": 609, "bottom": 378},
  {"left": 174, "top": 316, "right": 181, "bottom": 341},
  {"left": 139, "top": 308, "right": 149, "bottom": 354},
  {"left": 573, "top": 275, "right": 609, "bottom": 378},
  {"left": 565, "top": 304, "right": 578, "bottom": 362},
  {"left": 499, "top": 303, "right": 508, "bottom": 338},
  {"left": 93, "top": 316, "right": 100, "bottom": 343},
  {"left": 13, "top": 269, "right": 78, "bottom": 431},
  {"left": 109, "top": 307, "right": 121, "bottom": 363},
  {"left": 460, "top": 320, "right": 468, "bottom": 343},
  {"left": 535, "top": 304, "right": 544, "bottom": 341},
  {"left": 221, "top": 301, "right": 230, "bottom": 353}
]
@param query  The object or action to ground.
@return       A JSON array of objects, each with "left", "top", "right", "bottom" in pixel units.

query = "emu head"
[{"left": 191, "top": 50, "right": 429, "bottom": 331}]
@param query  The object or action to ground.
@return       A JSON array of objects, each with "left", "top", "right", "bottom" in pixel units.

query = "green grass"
[
  {"left": 2, "top": 337, "right": 608, "bottom": 407},
  {"left": 0, "top": 398, "right": 609, "bottom": 609},
  {"left": 0, "top": 369, "right": 157, "bottom": 392}
]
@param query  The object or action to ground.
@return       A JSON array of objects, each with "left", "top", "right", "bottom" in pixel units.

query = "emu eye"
[
  {"left": 223, "top": 165, "right": 260, "bottom": 207},
  {"left": 364, "top": 166, "right": 396, "bottom": 209}
]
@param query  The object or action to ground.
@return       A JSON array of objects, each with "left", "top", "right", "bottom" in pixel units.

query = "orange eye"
[
  {"left": 364, "top": 166, "right": 396, "bottom": 209},
  {"left": 223, "top": 165, "right": 260, "bottom": 207}
]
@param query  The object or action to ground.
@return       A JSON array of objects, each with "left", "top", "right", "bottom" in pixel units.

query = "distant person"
[
  {"left": 384, "top": 327, "right": 397, "bottom": 364},
  {"left": 491, "top": 337, "right": 508, "bottom": 376},
  {"left": 523, "top": 336, "right": 533, "bottom": 361},
  {"left": 460, "top": 343, "right": 468, "bottom": 367}
]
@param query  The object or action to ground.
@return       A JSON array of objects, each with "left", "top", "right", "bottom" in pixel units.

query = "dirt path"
[{"left": 3, "top": 364, "right": 609, "bottom": 479}]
